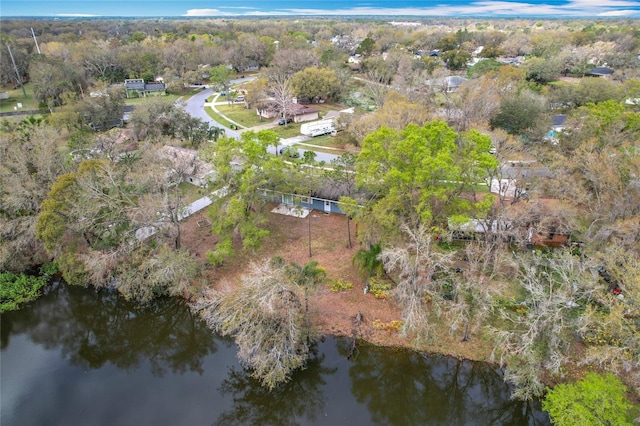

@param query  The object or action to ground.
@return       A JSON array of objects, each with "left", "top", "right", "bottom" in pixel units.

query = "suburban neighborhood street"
[{"left": 180, "top": 80, "right": 340, "bottom": 164}]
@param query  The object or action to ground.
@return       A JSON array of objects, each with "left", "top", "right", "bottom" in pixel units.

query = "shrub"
[
  {"left": 368, "top": 277, "right": 392, "bottom": 299},
  {"left": 0, "top": 272, "right": 48, "bottom": 313},
  {"left": 372, "top": 319, "right": 404, "bottom": 332},
  {"left": 329, "top": 279, "right": 353, "bottom": 292}
]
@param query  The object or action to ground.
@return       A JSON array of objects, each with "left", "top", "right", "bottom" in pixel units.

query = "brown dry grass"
[{"left": 180, "top": 203, "right": 495, "bottom": 360}]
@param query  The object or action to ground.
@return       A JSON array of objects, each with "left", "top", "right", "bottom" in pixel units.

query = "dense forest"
[{"left": 1, "top": 17, "right": 639, "bottom": 422}]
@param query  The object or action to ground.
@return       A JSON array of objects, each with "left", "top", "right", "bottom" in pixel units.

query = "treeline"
[{"left": 2, "top": 17, "right": 639, "bottom": 104}]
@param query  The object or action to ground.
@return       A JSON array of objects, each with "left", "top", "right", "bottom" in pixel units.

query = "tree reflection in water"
[
  {"left": 1, "top": 281, "right": 216, "bottom": 376},
  {"left": 348, "top": 342, "right": 550, "bottom": 426},
  {"left": 214, "top": 346, "right": 337, "bottom": 426},
  {"left": 1, "top": 283, "right": 550, "bottom": 426}
]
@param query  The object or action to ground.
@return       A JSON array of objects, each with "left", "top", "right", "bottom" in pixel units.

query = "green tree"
[
  {"left": 355, "top": 121, "right": 497, "bottom": 239},
  {"left": 524, "top": 56, "right": 562, "bottom": 83},
  {"left": 441, "top": 49, "right": 472, "bottom": 70},
  {"left": 35, "top": 147, "right": 199, "bottom": 298},
  {"left": 490, "top": 91, "right": 546, "bottom": 136},
  {"left": 205, "top": 130, "right": 286, "bottom": 265},
  {"left": 290, "top": 66, "right": 341, "bottom": 101},
  {"left": 571, "top": 77, "right": 621, "bottom": 107},
  {"left": 542, "top": 373, "right": 634, "bottom": 426},
  {"left": 176, "top": 114, "right": 216, "bottom": 148},
  {"left": 29, "top": 54, "right": 86, "bottom": 109},
  {"left": 208, "top": 64, "right": 234, "bottom": 92},
  {"left": 356, "top": 37, "right": 377, "bottom": 56},
  {"left": 129, "top": 99, "right": 184, "bottom": 142},
  {"left": 466, "top": 58, "right": 504, "bottom": 79}
]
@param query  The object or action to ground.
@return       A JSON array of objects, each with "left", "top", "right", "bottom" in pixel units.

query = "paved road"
[
  {"left": 181, "top": 86, "right": 241, "bottom": 140},
  {"left": 181, "top": 77, "right": 255, "bottom": 139}
]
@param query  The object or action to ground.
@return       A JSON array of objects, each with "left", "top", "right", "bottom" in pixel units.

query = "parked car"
[
  {"left": 234, "top": 96, "right": 245, "bottom": 103},
  {"left": 278, "top": 117, "right": 293, "bottom": 125},
  {"left": 279, "top": 146, "right": 300, "bottom": 158}
]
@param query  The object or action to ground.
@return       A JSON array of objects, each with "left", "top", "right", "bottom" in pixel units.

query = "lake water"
[{"left": 1, "top": 281, "right": 549, "bottom": 426}]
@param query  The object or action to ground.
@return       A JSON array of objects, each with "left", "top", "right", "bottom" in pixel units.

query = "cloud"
[
  {"left": 183, "top": 9, "right": 234, "bottom": 16},
  {"left": 184, "top": 0, "right": 640, "bottom": 17},
  {"left": 54, "top": 13, "right": 98, "bottom": 17},
  {"left": 598, "top": 9, "right": 640, "bottom": 14}
]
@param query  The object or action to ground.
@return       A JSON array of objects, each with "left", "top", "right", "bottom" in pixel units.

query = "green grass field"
[
  {"left": 215, "top": 104, "right": 265, "bottom": 127},
  {"left": 178, "top": 182, "right": 208, "bottom": 203},
  {"left": 0, "top": 84, "right": 40, "bottom": 113}
]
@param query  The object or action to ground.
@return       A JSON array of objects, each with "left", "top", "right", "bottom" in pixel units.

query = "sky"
[{"left": 1, "top": 0, "right": 639, "bottom": 18}]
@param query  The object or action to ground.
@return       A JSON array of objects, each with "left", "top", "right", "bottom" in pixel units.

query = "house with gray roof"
[
  {"left": 586, "top": 67, "right": 614, "bottom": 77},
  {"left": 124, "top": 79, "right": 166, "bottom": 98}
]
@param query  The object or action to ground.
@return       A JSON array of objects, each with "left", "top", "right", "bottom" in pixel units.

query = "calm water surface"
[{"left": 1, "top": 281, "right": 549, "bottom": 426}]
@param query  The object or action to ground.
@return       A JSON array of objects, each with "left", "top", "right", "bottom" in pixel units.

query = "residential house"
[
  {"left": 237, "top": 61, "right": 260, "bottom": 73},
  {"left": 124, "top": 79, "right": 166, "bottom": 98},
  {"left": 158, "top": 145, "right": 214, "bottom": 187},
  {"left": 497, "top": 56, "right": 524, "bottom": 65},
  {"left": 262, "top": 180, "right": 368, "bottom": 215},
  {"left": 586, "top": 66, "right": 614, "bottom": 77},
  {"left": 289, "top": 103, "right": 320, "bottom": 123},
  {"left": 256, "top": 96, "right": 318, "bottom": 122},
  {"left": 427, "top": 75, "right": 468, "bottom": 93},
  {"left": 448, "top": 198, "right": 572, "bottom": 248},
  {"left": 545, "top": 114, "right": 567, "bottom": 144}
]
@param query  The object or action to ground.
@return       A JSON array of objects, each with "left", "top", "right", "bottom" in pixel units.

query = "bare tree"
[
  {"left": 379, "top": 222, "right": 454, "bottom": 341},
  {"left": 438, "top": 242, "right": 508, "bottom": 343},
  {"left": 269, "top": 72, "right": 295, "bottom": 121},
  {"left": 192, "top": 259, "right": 313, "bottom": 390},
  {"left": 490, "top": 250, "right": 600, "bottom": 400}
]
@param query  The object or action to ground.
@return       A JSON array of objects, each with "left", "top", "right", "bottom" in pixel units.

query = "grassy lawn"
[
  {"left": 0, "top": 84, "right": 40, "bottom": 113},
  {"left": 269, "top": 123, "right": 303, "bottom": 138},
  {"left": 124, "top": 86, "right": 204, "bottom": 106},
  {"left": 205, "top": 106, "right": 231, "bottom": 128},
  {"left": 216, "top": 104, "right": 265, "bottom": 127},
  {"left": 178, "top": 182, "right": 208, "bottom": 204},
  {"left": 299, "top": 135, "right": 336, "bottom": 148},
  {"left": 0, "top": 84, "right": 203, "bottom": 113}
]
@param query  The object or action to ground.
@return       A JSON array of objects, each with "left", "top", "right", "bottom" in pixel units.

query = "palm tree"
[
  {"left": 286, "top": 260, "right": 327, "bottom": 314},
  {"left": 352, "top": 242, "right": 383, "bottom": 293},
  {"left": 209, "top": 126, "right": 225, "bottom": 141}
]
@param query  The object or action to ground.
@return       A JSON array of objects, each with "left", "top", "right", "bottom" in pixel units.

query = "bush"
[
  {"left": 0, "top": 272, "right": 48, "bottom": 312},
  {"left": 368, "top": 277, "right": 392, "bottom": 299},
  {"left": 329, "top": 279, "right": 353, "bottom": 292},
  {"left": 372, "top": 319, "right": 404, "bottom": 332}
]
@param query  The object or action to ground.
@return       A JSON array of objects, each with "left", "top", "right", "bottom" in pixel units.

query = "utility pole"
[
  {"left": 6, "top": 44, "right": 27, "bottom": 99},
  {"left": 31, "top": 28, "right": 41, "bottom": 54}
]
